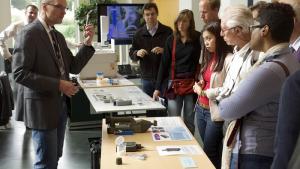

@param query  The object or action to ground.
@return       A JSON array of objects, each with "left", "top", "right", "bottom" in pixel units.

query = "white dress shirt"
[
  {"left": 0, "top": 20, "right": 29, "bottom": 60},
  {"left": 216, "top": 43, "right": 259, "bottom": 101},
  {"left": 147, "top": 22, "right": 158, "bottom": 37}
]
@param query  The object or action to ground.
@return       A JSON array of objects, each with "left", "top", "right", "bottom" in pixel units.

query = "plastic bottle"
[
  {"left": 96, "top": 72, "right": 104, "bottom": 86},
  {"left": 115, "top": 136, "right": 126, "bottom": 156}
]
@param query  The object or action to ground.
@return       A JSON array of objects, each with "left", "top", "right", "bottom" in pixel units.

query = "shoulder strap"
[
  {"left": 226, "top": 119, "right": 242, "bottom": 147},
  {"left": 267, "top": 60, "right": 290, "bottom": 77},
  {"left": 194, "top": 64, "right": 201, "bottom": 80},
  {"left": 171, "top": 36, "right": 176, "bottom": 80},
  {"left": 227, "top": 59, "right": 290, "bottom": 147},
  {"left": 227, "top": 48, "right": 252, "bottom": 96}
]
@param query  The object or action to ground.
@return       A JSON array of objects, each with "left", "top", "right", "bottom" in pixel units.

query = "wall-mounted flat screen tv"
[{"left": 97, "top": 4, "right": 145, "bottom": 45}]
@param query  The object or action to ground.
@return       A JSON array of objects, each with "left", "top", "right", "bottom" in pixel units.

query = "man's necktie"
[
  {"left": 294, "top": 47, "right": 300, "bottom": 62},
  {"left": 49, "top": 29, "right": 67, "bottom": 79},
  {"left": 290, "top": 46, "right": 295, "bottom": 53}
]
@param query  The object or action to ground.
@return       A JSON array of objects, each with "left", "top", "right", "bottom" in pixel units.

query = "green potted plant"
[{"left": 75, "top": 0, "right": 117, "bottom": 31}]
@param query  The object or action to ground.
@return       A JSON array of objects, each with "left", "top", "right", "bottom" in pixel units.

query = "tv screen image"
[{"left": 97, "top": 4, "right": 145, "bottom": 45}]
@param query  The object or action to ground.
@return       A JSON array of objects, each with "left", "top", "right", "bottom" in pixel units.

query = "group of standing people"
[
  {"left": 131, "top": 1, "right": 300, "bottom": 169},
  {"left": 1, "top": 0, "right": 300, "bottom": 168}
]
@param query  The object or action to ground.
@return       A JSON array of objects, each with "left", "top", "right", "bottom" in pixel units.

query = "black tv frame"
[{"left": 97, "top": 3, "right": 145, "bottom": 45}]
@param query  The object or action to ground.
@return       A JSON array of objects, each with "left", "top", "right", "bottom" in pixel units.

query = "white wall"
[
  {"left": 0, "top": 0, "right": 12, "bottom": 47},
  {"left": 192, "top": 0, "right": 201, "bottom": 31},
  {"left": 219, "top": 0, "right": 272, "bottom": 17},
  {"left": 179, "top": 0, "right": 192, "bottom": 10}
]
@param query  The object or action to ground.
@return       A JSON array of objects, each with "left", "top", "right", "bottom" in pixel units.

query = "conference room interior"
[{"left": 0, "top": 0, "right": 293, "bottom": 169}]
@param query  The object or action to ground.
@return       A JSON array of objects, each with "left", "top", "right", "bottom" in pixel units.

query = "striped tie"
[
  {"left": 49, "top": 29, "right": 67, "bottom": 79},
  {"left": 294, "top": 47, "right": 300, "bottom": 62}
]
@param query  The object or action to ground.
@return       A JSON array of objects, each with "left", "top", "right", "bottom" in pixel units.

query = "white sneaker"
[{"left": 0, "top": 125, "right": 6, "bottom": 130}]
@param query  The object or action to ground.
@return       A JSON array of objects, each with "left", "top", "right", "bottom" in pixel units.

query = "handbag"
[
  {"left": 164, "top": 36, "right": 199, "bottom": 99},
  {"left": 172, "top": 78, "right": 195, "bottom": 95}
]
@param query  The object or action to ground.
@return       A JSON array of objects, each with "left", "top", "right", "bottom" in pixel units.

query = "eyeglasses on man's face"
[
  {"left": 45, "top": 3, "right": 69, "bottom": 11},
  {"left": 220, "top": 26, "right": 237, "bottom": 34},
  {"left": 248, "top": 24, "right": 264, "bottom": 32}
]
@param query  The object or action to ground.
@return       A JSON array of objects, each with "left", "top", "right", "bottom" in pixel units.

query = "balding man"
[
  {"left": 12, "top": 0, "right": 95, "bottom": 168},
  {"left": 199, "top": 0, "right": 220, "bottom": 24},
  {"left": 198, "top": 0, "right": 220, "bottom": 65}
]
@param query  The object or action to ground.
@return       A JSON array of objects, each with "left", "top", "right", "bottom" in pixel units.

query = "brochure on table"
[{"left": 151, "top": 117, "right": 193, "bottom": 141}]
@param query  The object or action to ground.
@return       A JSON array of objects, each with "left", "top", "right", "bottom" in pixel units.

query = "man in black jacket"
[{"left": 129, "top": 2, "right": 172, "bottom": 117}]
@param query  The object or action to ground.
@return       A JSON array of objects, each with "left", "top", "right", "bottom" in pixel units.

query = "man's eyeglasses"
[
  {"left": 248, "top": 24, "right": 264, "bottom": 32},
  {"left": 45, "top": 3, "right": 69, "bottom": 11},
  {"left": 221, "top": 27, "right": 236, "bottom": 34}
]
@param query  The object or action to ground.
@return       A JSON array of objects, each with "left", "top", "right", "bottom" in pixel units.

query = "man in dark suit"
[
  {"left": 12, "top": 0, "right": 95, "bottom": 168},
  {"left": 129, "top": 3, "right": 172, "bottom": 117},
  {"left": 272, "top": 70, "right": 300, "bottom": 169},
  {"left": 279, "top": 0, "right": 300, "bottom": 61}
]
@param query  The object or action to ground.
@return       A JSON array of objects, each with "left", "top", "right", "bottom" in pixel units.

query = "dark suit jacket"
[
  {"left": 0, "top": 74, "right": 13, "bottom": 125},
  {"left": 272, "top": 70, "right": 300, "bottom": 169},
  {"left": 12, "top": 19, "right": 95, "bottom": 129},
  {"left": 129, "top": 22, "right": 172, "bottom": 80}
]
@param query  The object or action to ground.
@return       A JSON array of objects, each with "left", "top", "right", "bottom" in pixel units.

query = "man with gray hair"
[
  {"left": 206, "top": 5, "right": 260, "bottom": 168},
  {"left": 12, "top": 0, "right": 95, "bottom": 168}
]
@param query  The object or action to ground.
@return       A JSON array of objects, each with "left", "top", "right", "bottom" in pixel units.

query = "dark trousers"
[
  {"left": 141, "top": 79, "right": 167, "bottom": 117},
  {"left": 230, "top": 153, "right": 273, "bottom": 169}
]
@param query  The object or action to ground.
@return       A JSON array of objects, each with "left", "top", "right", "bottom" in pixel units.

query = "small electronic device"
[
  {"left": 106, "top": 116, "right": 157, "bottom": 134},
  {"left": 118, "top": 64, "right": 132, "bottom": 75},
  {"left": 71, "top": 77, "right": 79, "bottom": 86},
  {"left": 117, "top": 64, "right": 140, "bottom": 78},
  {"left": 113, "top": 99, "right": 132, "bottom": 106},
  {"left": 86, "top": 9, "right": 94, "bottom": 25},
  {"left": 115, "top": 142, "right": 143, "bottom": 152}
]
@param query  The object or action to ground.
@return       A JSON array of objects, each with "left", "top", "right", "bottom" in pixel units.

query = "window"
[{"left": 11, "top": 0, "right": 78, "bottom": 49}]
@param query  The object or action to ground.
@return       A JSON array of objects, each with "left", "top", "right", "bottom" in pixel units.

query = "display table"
[
  {"left": 83, "top": 86, "right": 165, "bottom": 114},
  {"left": 69, "top": 77, "right": 164, "bottom": 129},
  {"left": 100, "top": 117, "right": 215, "bottom": 169}
]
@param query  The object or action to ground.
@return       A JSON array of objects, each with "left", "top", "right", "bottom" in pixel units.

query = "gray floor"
[{"left": 0, "top": 119, "right": 101, "bottom": 169}]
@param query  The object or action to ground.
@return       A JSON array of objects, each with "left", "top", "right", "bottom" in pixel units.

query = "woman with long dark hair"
[
  {"left": 193, "top": 21, "right": 232, "bottom": 169},
  {"left": 153, "top": 9, "right": 201, "bottom": 134}
]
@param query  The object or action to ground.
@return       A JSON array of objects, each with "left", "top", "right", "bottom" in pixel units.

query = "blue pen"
[{"left": 115, "top": 130, "right": 134, "bottom": 135}]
